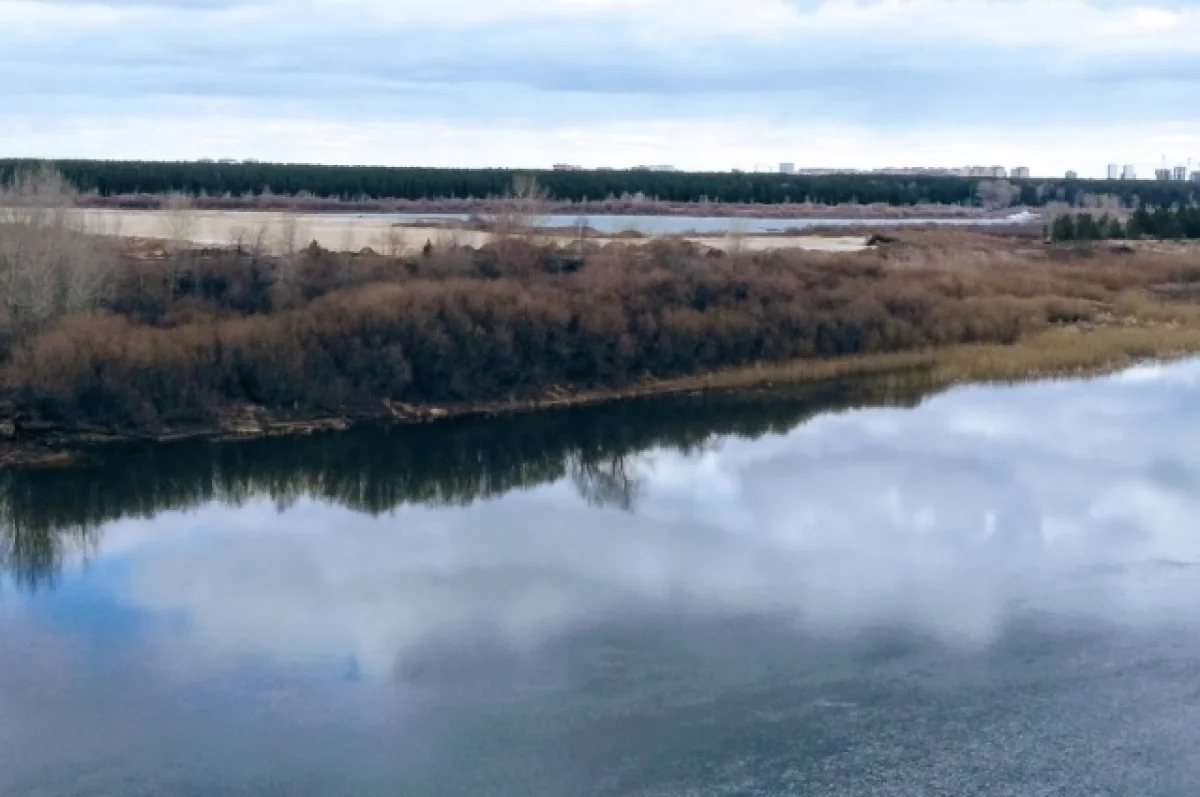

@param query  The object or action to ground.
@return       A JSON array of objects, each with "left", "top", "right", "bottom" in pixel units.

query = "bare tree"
[
  {"left": 376, "top": 223, "right": 406, "bottom": 259},
  {"left": 976, "top": 179, "right": 1019, "bottom": 211},
  {"left": 161, "top": 191, "right": 198, "bottom": 248},
  {"left": 726, "top": 217, "right": 749, "bottom": 255},
  {"left": 570, "top": 453, "right": 640, "bottom": 511},
  {"left": 160, "top": 191, "right": 199, "bottom": 304},
  {"left": 275, "top": 213, "right": 312, "bottom": 287},
  {"left": 0, "top": 165, "right": 114, "bottom": 334},
  {"left": 492, "top": 175, "right": 548, "bottom": 238},
  {"left": 573, "top": 215, "right": 589, "bottom": 255}
]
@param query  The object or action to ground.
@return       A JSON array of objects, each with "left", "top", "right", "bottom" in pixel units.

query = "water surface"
[
  {"left": 380, "top": 211, "right": 1037, "bottom": 235},
  {"left": 3, "top": 365, "right": 1200, "bottom": 796}
]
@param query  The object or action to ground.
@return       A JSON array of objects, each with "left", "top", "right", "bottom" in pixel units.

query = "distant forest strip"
[
  {"left": 1049, "top": 206, "right": 1200, "bottom": 242},
  {"left": 2, "top": 158, "right": 1199, "bottom": 209}
]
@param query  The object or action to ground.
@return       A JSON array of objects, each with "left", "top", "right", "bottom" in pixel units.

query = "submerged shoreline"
[{"left": 6, "top": 322, "right": 1199, "bottom": 469}]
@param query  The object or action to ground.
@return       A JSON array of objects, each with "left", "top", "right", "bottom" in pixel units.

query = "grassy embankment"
[{"left": 3, "top": 169, "right": 1200, "bottom": 453}]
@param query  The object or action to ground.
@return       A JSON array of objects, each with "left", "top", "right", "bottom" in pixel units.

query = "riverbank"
[
  {"left": 5, "top": 194, "right": 1200, "bottom": 468},
  {"left": 5, "top": 312, "right": 1200, "bottom": 469}
]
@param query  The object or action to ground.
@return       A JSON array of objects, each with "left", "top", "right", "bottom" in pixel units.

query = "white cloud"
[{"left": 55, "top": 358, "right": 1200, "bottom": 679}]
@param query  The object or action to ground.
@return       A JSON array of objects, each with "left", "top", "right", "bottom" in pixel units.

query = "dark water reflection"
[{"left": 4, "top": 364, "right": 1200, "bottom": 796}]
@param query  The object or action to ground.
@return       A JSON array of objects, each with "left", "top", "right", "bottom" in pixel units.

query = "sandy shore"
[{"left": 70, "top": 209, "right": 869, "bottom": 254}]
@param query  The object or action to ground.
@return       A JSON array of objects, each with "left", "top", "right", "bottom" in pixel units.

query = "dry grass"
[{"left": 643, "top": 319, "right": 1200, "bottom": 399}]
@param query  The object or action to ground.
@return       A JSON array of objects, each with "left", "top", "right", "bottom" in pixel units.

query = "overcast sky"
[{"left": 2, "top": 0, "right": 1200, "bottom": 174}]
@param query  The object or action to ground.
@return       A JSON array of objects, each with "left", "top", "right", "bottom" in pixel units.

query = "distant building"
[
  {"left": 1192, "top": 171, "right": 1200, "bottom": 182},
  {"left": 217, "top": 158, "right": 237, "bottom": 164},
  {"left": 779, "top": 162, "right": 795, "bottom": 175},
  {"left": 1122, "top": 165, "right": 1136, "bottom": 180},
  {"left": 965, "top": 166, "right": 1007, "bottom": 178},
  {"left": 1107, "top": 164, "right": 1120, "bottom": 180},
  {"left": 795, "top": 167, "right": 853, "bottom": 175},
  {"left": 552, "top": 164, "right": 583, "bottom": 171},
  {"left": 1012, "top": 167, "right": 1031, "bottom": 179},
  {"left": 1173, "top": 166, "right": 1188, "bottom": 181},
  {"left": 1065, "top": 170, "right": 1079, "bottom": 179},
  {"left": 875, "top": 166, "right": 958, "bottom": 176},
  {"left": 1156, "top": 168, "right": 1172, "bottom": 181},
  {"left": 648, "top": 165, "right": 677, "bottom": 172}
]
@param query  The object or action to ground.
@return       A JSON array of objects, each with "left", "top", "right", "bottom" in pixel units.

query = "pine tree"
[
  {"left": 1076, "top": 213, "right": 1100, "bottom": 241},
  {"left": 1051, "top": 214, "right": 1077, "bottom": 242},
  {"left": 1128, "top": 205, "right": 1153, "bottom": 239}
]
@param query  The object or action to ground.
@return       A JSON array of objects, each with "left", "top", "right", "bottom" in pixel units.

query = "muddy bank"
[{"left": 6, "top": 322, "right": 1199, "bottom": 469}]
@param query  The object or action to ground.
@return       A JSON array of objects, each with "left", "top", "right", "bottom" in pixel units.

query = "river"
[
  {"left": 381, "top": 211, "right": 1040, "bottom": 235},
  {"left": 2, "top": 363, "right": 1198, "bottom": 796}
]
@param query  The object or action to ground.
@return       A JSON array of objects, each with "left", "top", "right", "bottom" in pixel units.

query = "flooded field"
[{"left": 67, "top": 208, "right": 904, "bottom": 254}]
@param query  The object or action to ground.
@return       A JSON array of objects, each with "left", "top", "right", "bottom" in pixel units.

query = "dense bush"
[{"left": 3, "top": 235, "right": 1078, "bottom": 431}]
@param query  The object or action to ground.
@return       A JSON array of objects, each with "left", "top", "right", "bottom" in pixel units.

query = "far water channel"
[
  {"left": 375, "top": 211, "right": 1039, "bottom": 236},
  {"left": 2, "top": 362, "right": 1200, "bottom": 796}
]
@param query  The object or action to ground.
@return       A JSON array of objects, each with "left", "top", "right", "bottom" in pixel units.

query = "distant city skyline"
[{"left": 50, "top": 156, "right": 1196, "bottom": 182}]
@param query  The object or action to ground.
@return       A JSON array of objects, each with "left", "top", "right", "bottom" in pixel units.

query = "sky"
[{"left": 2, "top": 0, "right": 1200, "bottom": 175}]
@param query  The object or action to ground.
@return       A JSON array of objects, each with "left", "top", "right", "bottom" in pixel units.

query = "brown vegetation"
[{"left": 3, "top": 170, "right": 1200, "bottom": 441}]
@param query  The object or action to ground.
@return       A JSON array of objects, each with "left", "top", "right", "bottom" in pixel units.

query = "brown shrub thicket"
[{"left": 3, "top": 229, "right": 1197, "bottom": 432}]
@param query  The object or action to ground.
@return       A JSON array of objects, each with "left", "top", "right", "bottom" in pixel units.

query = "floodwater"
[
  {"left": 379, "top": 211, "right": 1038, "bottom": 235},
  {"left": 69, "top": 208, "right": 1033, "bottom": 254},
  {"left": 3, "top": 362, "right": 1200, "bottom": 796}
]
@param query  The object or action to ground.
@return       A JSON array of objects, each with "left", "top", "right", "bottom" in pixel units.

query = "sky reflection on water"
[{"left": 4, "top": 362, "right": 1200, "bottom": 796}]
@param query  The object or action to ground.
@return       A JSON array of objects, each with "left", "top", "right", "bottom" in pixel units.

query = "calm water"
[
  {"left": 3, "top": 364, "right": 1200, "bottom": 796},
  {"left": 372, "top": 212, "right": 1038, "bottom": 235}
]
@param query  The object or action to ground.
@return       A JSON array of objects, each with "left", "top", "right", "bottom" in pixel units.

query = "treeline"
[
  {"left": 1049, "top": 206, "right": 1200, "bottom": 242},
  {"left": 3, "top": 158, "right": 1198, "bottom": 209}
]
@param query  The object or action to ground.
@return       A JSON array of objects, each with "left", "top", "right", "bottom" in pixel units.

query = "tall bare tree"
[
  {"left": 160, "top": 191, "right": 199, "bottom": 304},
  {"left": 493, "top": 175, "right": 548, "bottom": 238},
  {"left": 0, "top": 165, "right": 114, "bottom": 334},
  {"left": 976, "top": 179, "right": 1019, "bottom": 211}
]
